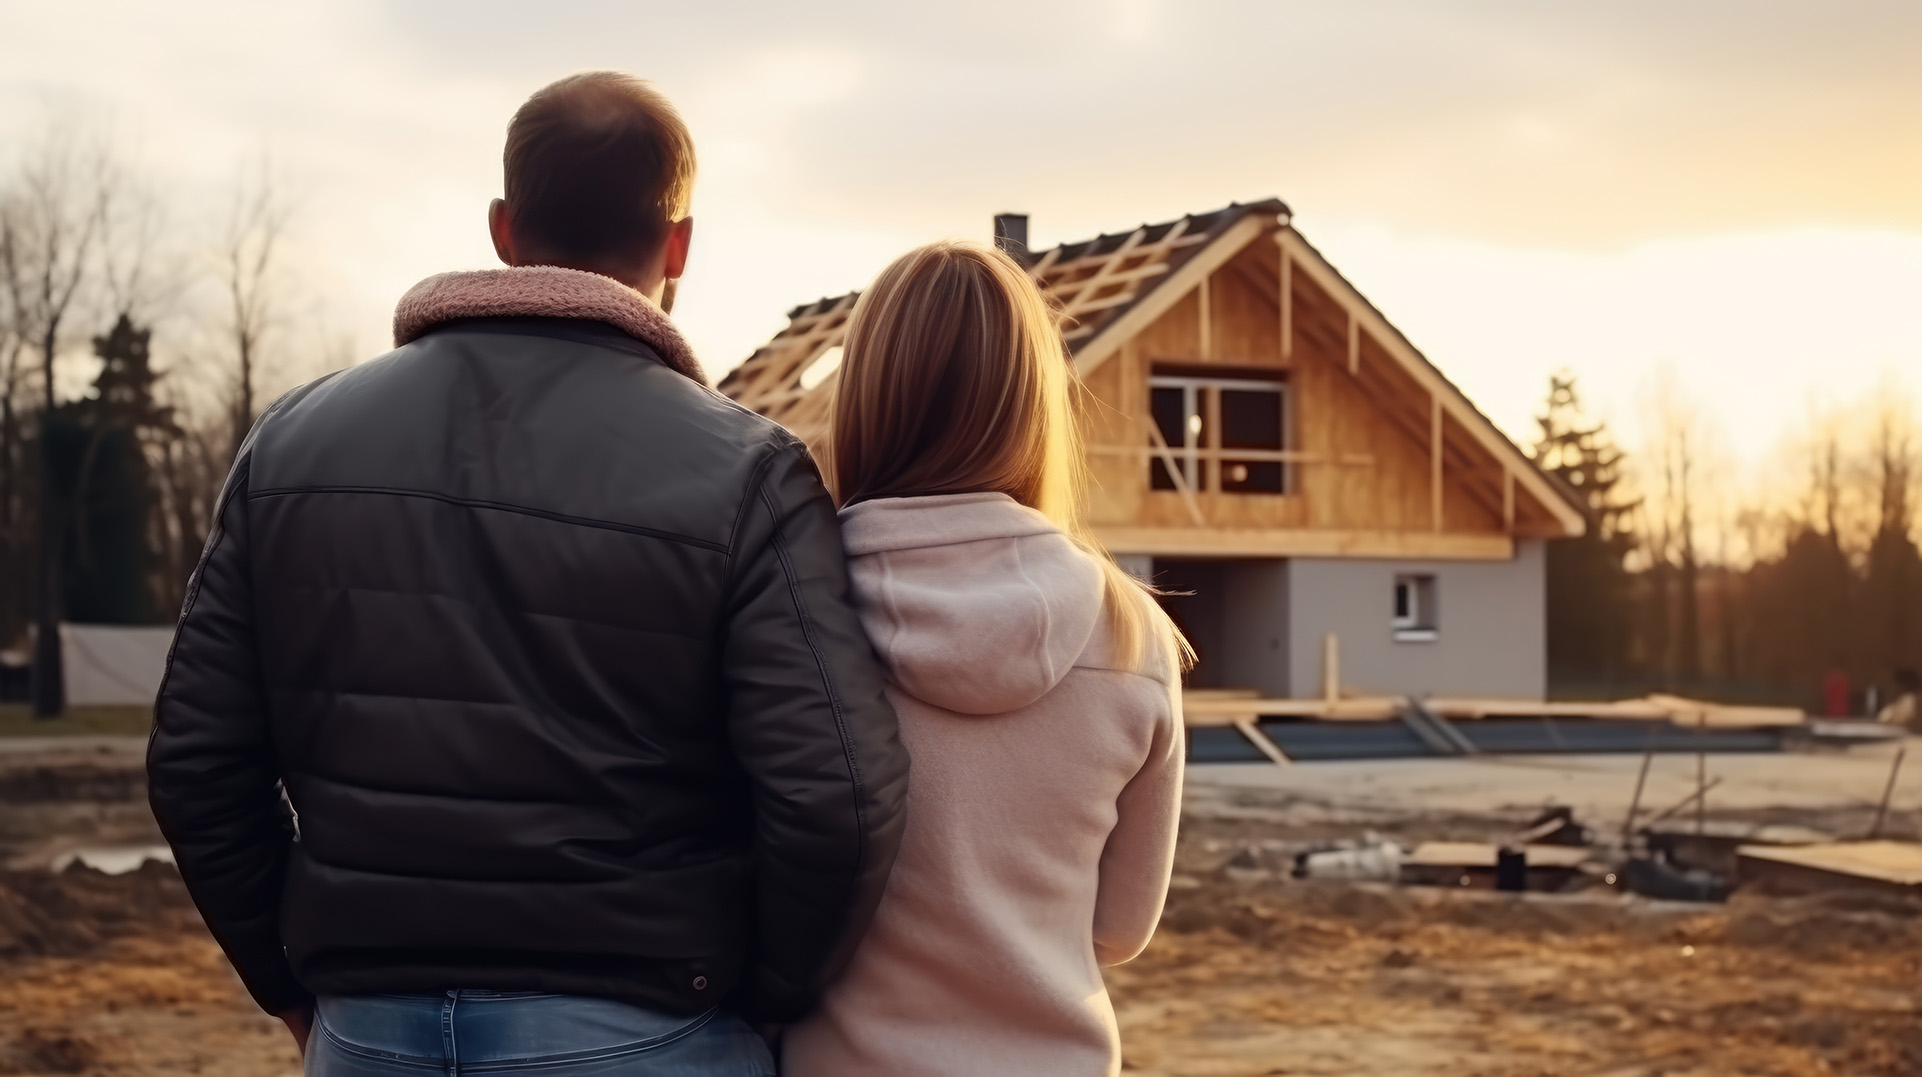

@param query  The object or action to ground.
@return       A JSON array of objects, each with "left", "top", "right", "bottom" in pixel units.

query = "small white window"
[{"left": 1393, "top": 574, "right": 1438, "bottom": 642}]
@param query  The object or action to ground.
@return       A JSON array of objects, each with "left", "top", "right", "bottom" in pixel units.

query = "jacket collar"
[{"left": 392, "top": 266, "right": 706, "bottom": 384}]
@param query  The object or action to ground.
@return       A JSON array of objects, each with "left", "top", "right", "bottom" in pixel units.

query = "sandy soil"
[
  {"left": 2, "top": 739, "right": 1917, "bottom": 1076},
  {"left": 1113, "top": 835, "right": 1922, "bottom": 1076},
  {"left": 0, "top": 866, "right": 299, "bottom": 1076}
]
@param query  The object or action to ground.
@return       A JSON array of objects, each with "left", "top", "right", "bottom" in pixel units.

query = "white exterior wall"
[
  {"left": 1285, "top": 540, "right": 1548, "bottom": 700},
  {"left": 61, "top": 624, "right": 172, "bottom": 706}
]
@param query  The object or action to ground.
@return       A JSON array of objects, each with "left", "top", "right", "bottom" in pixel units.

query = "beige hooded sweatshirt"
[{"left": 783, "top": 492, "right": 1184, "bottom": 1077}]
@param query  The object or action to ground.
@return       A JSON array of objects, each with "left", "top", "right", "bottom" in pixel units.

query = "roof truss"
[{"left": 716, "top": 201, "right": 1586, "bottom": 537}]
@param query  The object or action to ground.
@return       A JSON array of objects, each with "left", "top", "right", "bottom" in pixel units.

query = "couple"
[{"left": 147, "top": 71, "right": 1187, "bottom": 1077}]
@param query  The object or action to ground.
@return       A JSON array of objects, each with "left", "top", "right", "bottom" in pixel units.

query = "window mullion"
[
  {"left": 1176, "top": 386, "right": 1191, "bottom": 488},
  {"left": 1279, "top": 384, "right": 1291, "bottom": 495},
  {"left": 1204, "top": 385, "right": 1221, "bottom": 493}
]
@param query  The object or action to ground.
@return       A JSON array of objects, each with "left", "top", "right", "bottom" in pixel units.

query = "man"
[{"left": 148, "top": 72, "right": 907, "bottom": 1074}]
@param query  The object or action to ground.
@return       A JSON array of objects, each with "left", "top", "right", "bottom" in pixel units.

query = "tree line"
[
  {"left": 1, "top": 130, "right": 303, "bottom": 713},
  {"left": 1535, "top": 374, "right": 1922, "bottom": 713},
  {"left": 3, "top": 128, "right": 1915, "bottom": 718}
]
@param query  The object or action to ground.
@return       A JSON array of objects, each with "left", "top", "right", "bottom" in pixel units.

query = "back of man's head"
[{"left": 502, "top": 72, "right": 695, "bottom": 275}]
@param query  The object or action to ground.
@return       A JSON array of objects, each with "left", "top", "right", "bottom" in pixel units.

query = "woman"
[{"left": 783, "top": 241, "right": 1189, "bottom": 1076}]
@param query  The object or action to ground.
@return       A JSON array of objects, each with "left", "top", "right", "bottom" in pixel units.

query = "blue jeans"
[{"left": 307, "top": 991, "right": 775, "bottom": 1075}]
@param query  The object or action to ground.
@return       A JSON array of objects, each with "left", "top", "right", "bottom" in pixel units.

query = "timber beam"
[{"left": 1095, "top": 524, "right": 1516, "bottom": 560}]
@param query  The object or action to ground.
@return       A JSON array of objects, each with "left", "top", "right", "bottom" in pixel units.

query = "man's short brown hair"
[{"left": 503, "top": 72, "right": 696, "bottom": 265}]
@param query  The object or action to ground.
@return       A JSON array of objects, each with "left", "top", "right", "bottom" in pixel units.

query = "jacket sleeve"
[
  {"left": 147, "top": 436, "right": 309, "bottom": 1016},
  {"left": 721, "top": 443, "right": 909, "bottom": 1022},
  {"left": 1092, "top": 678, "right": 1184, "bottom": 967}
]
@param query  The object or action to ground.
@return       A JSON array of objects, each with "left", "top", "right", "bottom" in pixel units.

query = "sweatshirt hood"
[{"left": 838, "top": 492, "right": 1104, "bottom": 715}]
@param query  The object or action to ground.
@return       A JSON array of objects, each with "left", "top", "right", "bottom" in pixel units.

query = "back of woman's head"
[
  {"left": 829, "top": 241, "right": 1071, "bottom": 519},
  {"left": 830, "top": 240, "right": 1191, "bottom": 671}
]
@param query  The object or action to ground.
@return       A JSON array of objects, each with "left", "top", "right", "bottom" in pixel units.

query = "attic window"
[
  {"left": 797, "top": 345, "right": 844, "bottom": 391},
  {"left": 1149, "top": 372, "right": 1289, "bottom": 495}
]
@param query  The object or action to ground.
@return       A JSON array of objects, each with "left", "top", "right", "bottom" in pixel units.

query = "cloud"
[{"left": 0, "top": 0, "right": 1915, "bottom": 466}]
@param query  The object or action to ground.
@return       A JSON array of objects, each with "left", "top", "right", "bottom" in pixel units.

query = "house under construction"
[{"left": 719, "top": 200, "right": 1587, "bottom": 701}]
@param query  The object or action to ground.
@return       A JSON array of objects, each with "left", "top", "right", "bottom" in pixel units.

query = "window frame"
[
  {"left": 1149, "top": 379, "right": 1204, "bottom": 491},
  {"left": 1392, "top": 573, "right": 1439, "bottom": 643},
  {"left": 1147, "top": 372, "right": 1291, "bottom": 496}
]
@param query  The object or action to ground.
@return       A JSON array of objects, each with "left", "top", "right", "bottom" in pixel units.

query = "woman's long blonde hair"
[{"left": 828, "top": 240, "right": 1193, "bottom": 671}]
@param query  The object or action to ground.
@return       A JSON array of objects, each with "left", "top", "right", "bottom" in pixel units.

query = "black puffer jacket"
[{"left": 148, "top": 300, "right": 908, "bottom": 1023}]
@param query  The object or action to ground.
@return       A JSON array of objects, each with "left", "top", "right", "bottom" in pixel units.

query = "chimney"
[{"left": 992, "top": 213, "right": 1029, "bottom": 259}]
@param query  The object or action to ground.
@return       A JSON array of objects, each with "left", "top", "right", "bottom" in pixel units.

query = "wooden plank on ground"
[
  {"left": 1644, "top": 694, "right": 1807, "bottom": 728},
  {"left": 1425, "top": 698, "right": 1674, "bottom": 721},
  {"left": 1404, "top": 841, "right": 1591, "bottom": 870},
  {"left": 1182, "top": 693, "right": 1808, "bottom": 730},
  {"left": 1735, "top": 841, "right": 1922, "bottom": 890}
]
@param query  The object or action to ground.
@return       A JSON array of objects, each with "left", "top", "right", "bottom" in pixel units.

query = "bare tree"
[
  {"left": 1, "top": 202, "right": 26, "bottom": 536},
  {"left": 13, "top": 137, "right": 110, "bottom": 413},
  {"left": 2, "top": 135, "right": 112, "bottom": 715},
  {"left": 149, "top": 392, "right": 226, "bottom": 611},
  {"left": 1635, "top": 374, "right": 1708, "bottom": 684},
  {"left": 99, "top": 174, "right": 183, "bottom": 327},
  {"left": 1667, "top": 423, "right": 1703, "bottom": 681},
  {"left": 219, "top": 167, "right": 289, "bottom": 459},
  {"left": 1871, "top": 402, "right": 1916, "bottom": 540},
  {"left": 0, "top": 200, "right": 30, "bottom": 649},
  {"left": 1861, "top": 395, "right": 1922, "bottom": 689}
]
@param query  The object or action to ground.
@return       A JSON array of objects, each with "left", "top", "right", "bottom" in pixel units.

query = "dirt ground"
[
  {"left": 2, "top": 739, "right": 1918, "bottom": 1076},
  {"left": 0, "top": 865, "right": 300, "bottom": 1076},
  {"left": 1113, "top": 816, "right": 1922, "bottom": 1077}
]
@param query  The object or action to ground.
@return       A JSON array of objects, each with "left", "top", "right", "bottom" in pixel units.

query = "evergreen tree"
[
  {"left": 1862, "top": 417, "right": 1922, "bottom": 695},
  {"left": 44, "top": 315, "right": 174, "bottom": 624},
  {"left": 1532, "top": 375, "right": 1640, "bottom": 689},
  {"left": 1743, "top": 527, "right": 1855, "bottom": 704}
]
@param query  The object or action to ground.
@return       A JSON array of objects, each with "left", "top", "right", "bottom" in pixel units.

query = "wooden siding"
[
  {"left": 1083, "top": 233, "right": 1559, "bottom": 557},
  {"left": 717, "top": 203, "right": 1584, "bottom": 559}
]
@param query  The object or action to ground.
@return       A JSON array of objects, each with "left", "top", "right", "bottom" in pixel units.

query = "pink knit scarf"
[{"left": 392, "top": 266, "right": 706, "bottom": 384}]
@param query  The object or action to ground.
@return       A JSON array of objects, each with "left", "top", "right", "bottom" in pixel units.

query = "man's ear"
[
  {"left": 662, "top": 217, "right": 694, "bottom": 281},
  {"left": 488, "top": 199, "right": 517, "bottom": 265}
]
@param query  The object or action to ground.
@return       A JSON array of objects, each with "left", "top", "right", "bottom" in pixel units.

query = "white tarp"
[{"left": 60, "top": 623, "right": 173, "bottom": 707}]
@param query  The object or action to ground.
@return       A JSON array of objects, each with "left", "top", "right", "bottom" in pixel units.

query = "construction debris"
[
  {"left": 1643, "top": 821, "right": 1828, "bottom": 877},
  {"left": 1399, "top": 841, "right": 1591, "bottom": 891},
  {"left": 1183, "top": 690, "right": 1808, "bottom": 728},
  {"left": 1736, "top": 840, "right": 1922, "bottom": 897},
  {"left": 1517, "top": 806, "right": 1592, "bottom": 847},
  {"left": 1293, "top": 840, "right": 1402, "bottom": 883},
  {"left": 1618, "top": 855, "right": 1730, "bottom": 903}
]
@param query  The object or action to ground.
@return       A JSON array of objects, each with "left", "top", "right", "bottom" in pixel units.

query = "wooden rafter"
[
  {"left": 1430, "top": 393, "right": 1444, "bottom": 532},
  {"left": 1091, "top": 525, "right": 1516, "bottom": 560},
  {"left": 1072, "top": 211, "right": 1275, "bottom": 376},
  {"left": 1281, "top": 247, "right": 1293, "bottom": 362},
  {"left": 1274, "top": 227, "right": 1587, "bottom": 539},
  {"left": 716, "top": 293, "right": 860, "bottom": 441},
  {"left": 718, "top": 207, "right": 1278, "bottom": 445},
  {"left": 719, "top": 200, "right": 1585, "bottom": 542}
]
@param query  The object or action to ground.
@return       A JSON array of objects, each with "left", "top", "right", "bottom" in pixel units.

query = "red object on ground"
[{"left": 1824, "top": 670, "right": 1851, "bottom": 717}]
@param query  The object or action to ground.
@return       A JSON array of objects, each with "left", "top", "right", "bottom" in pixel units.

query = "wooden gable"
[{"left": 718, "top": 201, "right": 1585, "bottom": 561}]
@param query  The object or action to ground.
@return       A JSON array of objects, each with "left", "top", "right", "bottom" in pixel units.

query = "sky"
[{"left": 2, "top": 0, "right": 1919, "bottom": 474}]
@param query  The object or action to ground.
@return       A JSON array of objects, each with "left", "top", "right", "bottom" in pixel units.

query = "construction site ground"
[{"left": 2, "top": 730, "right": 1917, "bottom": 1076}]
